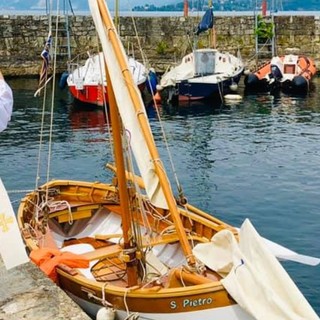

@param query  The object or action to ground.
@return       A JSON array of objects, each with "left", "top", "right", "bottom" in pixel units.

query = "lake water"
[{"left": 1, "top": 76, "right": 320, "bottom": 315}]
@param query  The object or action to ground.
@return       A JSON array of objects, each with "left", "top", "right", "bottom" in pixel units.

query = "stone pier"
[
  {"left": 0, "top": 14, "right": 320, "bottom": 76},
  {"left": 0, "top": 256, "right": 91, "bottom": 320}
]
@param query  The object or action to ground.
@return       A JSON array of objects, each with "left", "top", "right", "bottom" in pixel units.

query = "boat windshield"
[{"left": 194, "top": 51, "right": 215, "bottom": 76}]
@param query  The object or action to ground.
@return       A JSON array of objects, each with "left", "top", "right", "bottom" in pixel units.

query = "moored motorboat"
[{"left": 244, "top": 54, "right": 317, "bottom": 93}]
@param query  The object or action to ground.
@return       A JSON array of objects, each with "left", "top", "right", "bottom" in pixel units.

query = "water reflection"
[{"left": 69, "top": 104, "right": 108, "bottom": 132}]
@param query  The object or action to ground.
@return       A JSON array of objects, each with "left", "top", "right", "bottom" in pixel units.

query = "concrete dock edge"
[{"left": 0, "top": 256, "right": 91, "bottom": 320}]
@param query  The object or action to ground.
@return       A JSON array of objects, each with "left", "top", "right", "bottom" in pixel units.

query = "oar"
[{"left": 0, "top": 178, "right": 29, "bottom": 269}]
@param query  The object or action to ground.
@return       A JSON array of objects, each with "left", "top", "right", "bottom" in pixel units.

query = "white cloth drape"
[
  {"left": 0, "top": 79, "right": 13, "bottom": 132},
  {"left": 193, "top": 219, "right": 319, "bottom": 320}
]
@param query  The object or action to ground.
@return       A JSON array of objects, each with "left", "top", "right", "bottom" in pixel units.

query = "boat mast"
[
  {"left": 114, "top": 0, "right": 119, "bottom": 32},
  {"left": 96, "top": 0, "right": 197, "bottom": 268},
  {"left": 208, "top": 0, "right": 216, "bottom": 48},
  {"left": 105, "top": 63, "right": 139, "bottom": 286},
  {"left": 183, "top": 0, "right": 188, "bottom": 17}
]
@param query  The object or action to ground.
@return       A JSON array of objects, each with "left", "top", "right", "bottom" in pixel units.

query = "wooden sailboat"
[{"left": 18, "top": 1, "right": 320, "bottom": 319}]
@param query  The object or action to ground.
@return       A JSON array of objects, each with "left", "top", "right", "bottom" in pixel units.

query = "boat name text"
[{"left": 170, "top": 297, "right": 213, "bottom": 309}]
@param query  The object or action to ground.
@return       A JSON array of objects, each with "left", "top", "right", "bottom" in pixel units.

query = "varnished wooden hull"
[
  {"left": 17, "top": 179, "right": 253, "bottom": 319},
  {"left": 58, "top": 271, "right": 250, "bottom": 318}
]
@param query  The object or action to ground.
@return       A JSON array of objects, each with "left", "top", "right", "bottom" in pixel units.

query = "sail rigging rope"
[
  {"left": 43, "top": 0, "right": 60, "bottom": 204},
  {"left": 93, "top": 31, "right": 114, "bottom": 161},
  {"left": 33, "top": 0, "right": 60, "bottom": 205},
  {"left": 120, "top": 1, "right": 187, "bottom": 202},
  {"left": 151, "top": 103, "right": 186, "bottom": 201}
]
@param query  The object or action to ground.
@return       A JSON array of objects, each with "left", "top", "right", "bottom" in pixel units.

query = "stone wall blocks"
[{"left": 1, "top": 14, "right": 320, "bottom": 74}]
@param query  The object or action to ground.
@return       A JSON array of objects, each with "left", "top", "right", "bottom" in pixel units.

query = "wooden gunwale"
[{"left": 19, "top": 179, "right": 237, "bottom": 246}]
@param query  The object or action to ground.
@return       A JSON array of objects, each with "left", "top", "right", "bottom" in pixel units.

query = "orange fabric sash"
[{"left": 30, "top": 247, "right": 89, "bottom": 282}]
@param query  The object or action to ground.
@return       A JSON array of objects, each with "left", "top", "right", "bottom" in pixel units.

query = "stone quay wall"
[{"left": 1, "top": 14, "right": 320, "bottom": 77}]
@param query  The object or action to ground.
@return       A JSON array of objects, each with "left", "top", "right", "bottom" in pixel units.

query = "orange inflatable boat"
[{"left": 244, "top": 54, "right": 317, "bottom": 93}]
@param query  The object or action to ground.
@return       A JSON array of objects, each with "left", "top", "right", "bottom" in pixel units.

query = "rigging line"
[
  {"left": 123, "top": 129, "right": 152, "bottom": 245},
  {"left": 35, "top": 0, "right": 53, "bottom": 189},
  {"left": 94, "top": 29, "right": 113, "bottom": 161},
  {"left": 35, "top": 79, "right": 49, "bottom": 190},
  {"left": 126, "top": 3, "right": 150, "bottom": 69},
  {"left": 125, "top": 5, "right": 187, "bottom": 197},
  {"left": 98, "top": 53, "right": 113, "bottom": 149},
  {"left": 153, "top": 103, "right": 185, "bottom": 199},
  {"left": 45, "top": 0, "right": 60, "bottom": 197},
  {"left": 67, "top": 0, "right": 75, "bottom": 16}
]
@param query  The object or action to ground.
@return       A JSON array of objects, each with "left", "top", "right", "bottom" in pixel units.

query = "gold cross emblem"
[{"left": 0, "top": 213, "right": 14, "bottom": 233}]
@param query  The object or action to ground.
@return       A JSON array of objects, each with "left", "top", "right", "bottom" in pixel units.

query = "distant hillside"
[{"left": 1, "top": 0, "right": 319, "bottom": 12}]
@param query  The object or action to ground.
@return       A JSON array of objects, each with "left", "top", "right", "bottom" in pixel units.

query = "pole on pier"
[{"left": 184, "top": 0, "right": 189, "bottom": 17}]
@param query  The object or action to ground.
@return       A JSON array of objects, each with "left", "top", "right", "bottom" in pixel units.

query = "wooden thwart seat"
[{"left": 81, "top": 244, "right": 122, "bottom": 261}]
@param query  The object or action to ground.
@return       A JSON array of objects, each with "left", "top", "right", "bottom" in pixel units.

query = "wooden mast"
[
  {"left": 105, "top": 66, "right": 138, "bottom": 286},
  {"left": 96, "top": 0, "right": 196, "bottom": 267},
  {"left": 208, "top": 0, "right": 216, "bottom": 48},
  {"left": 114, "top": 0, "right": 119, "bottom": 32}
]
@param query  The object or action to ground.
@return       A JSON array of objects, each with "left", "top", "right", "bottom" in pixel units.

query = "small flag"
[
  {"left": 34, "top": 34, "right": 53, "bottom": 97},
  {"left": 195, "top": 8, "right": 214, "bottom": 35}
]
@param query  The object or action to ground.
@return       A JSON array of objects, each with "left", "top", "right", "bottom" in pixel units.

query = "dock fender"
[
  {"left": 146, "top": 69, "right": 158, "bottom": 95},
  {"left": 59, "top": 71, "right": 69, "bottom": 89},
  {"left": 292, "top": 75, "right": 308, "bottom": 89},
  {"left": 244, "top": 73, "right": 259, "bottom": 87}
]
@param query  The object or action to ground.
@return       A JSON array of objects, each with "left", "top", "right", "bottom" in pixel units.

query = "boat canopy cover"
[
  {"left": 159, "top": 54, "right": 194, "bottom": 88},
  {"left": 195, "top": 8, "right": 214, "bottom": 35},
  {"left": 193, "top": 219, "right": 319, "bottom": 320}
]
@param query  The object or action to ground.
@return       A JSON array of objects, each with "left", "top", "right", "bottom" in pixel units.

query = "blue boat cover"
[{"left": 195, "top": 8, "right": 214, "bottom": 35}]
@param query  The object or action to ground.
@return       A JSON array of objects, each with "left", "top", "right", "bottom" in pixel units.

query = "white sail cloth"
[
  {"left": 0, "top": 179, "right": 29, "bottom": 269},
  {"left": 0, "top": 79, "right": 13, "bottom": 132},
  {"left": 193, "top": 219, "right": 319, "bottom": 320},
  {"left": 89, "top": 0, "right": 167, "bottom": 209}
]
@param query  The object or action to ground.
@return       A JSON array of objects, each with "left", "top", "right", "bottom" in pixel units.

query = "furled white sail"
[
  {"left": 0, "top": 179, "right": 29, "bottom": 269},
  {"left": 193, "top": 219, "right": 319, "bottom": 320},
  {"left": 0, "top": 79, "right": 13, "bottom": 132},
  {"left": 88, "top": 0, "right": 167, "bottom": 209}
]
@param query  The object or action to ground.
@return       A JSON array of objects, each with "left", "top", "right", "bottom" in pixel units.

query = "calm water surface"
[{"left": 1, "top": 76, "right": 320, "bottom": 315}]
